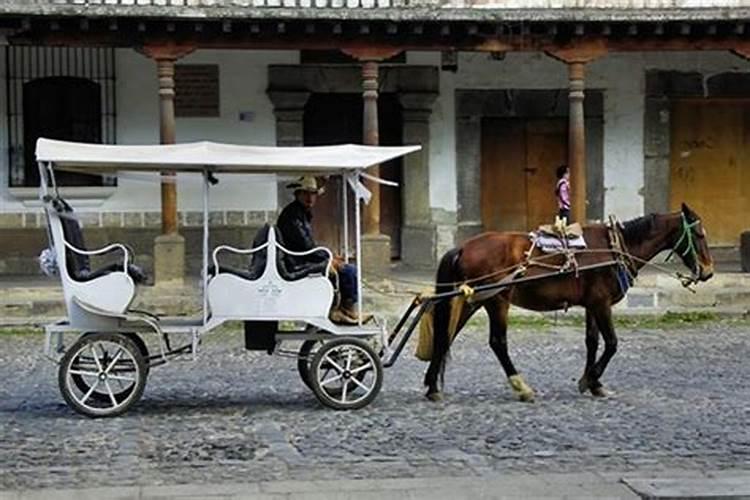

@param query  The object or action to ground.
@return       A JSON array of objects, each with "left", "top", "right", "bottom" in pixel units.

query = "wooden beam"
[
  {"left": 628, "top": 24, "right": 638, "bottom": 36},
  {"left": 545, "top": 39, "right": 608, "bottom": 64},
  {"left": 222, "top": 20, "right": 232, "bottom": 33},
  {"left": 387, "top": 23, "right": 398, "bottom": 35}
]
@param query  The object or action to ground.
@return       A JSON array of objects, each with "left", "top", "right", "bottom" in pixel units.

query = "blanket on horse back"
[{"left": 530, "top": 219, "right": 587, "bottom": 253}]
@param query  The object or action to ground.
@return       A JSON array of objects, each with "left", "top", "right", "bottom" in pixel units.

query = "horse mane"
[{"left": 620, "top": 213, "right": 657, "bottom": 242}]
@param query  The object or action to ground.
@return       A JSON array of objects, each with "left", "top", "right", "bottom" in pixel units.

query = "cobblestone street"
[{"left": 1, "top": 319, "right": 750, "bottom": 490}]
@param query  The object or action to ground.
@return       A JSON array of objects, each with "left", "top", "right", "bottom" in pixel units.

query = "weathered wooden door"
[
  {"left": 303, "top": 93, "right": 403, "bottom": 258},
  {"left": 481, "top": 118, "right": 568, "bottom": 232},
  {"left": 670, "top": 99, "right": 750, "bottom": 245}
]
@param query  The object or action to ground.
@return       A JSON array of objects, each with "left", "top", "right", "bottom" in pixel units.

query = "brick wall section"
[{"left": 0, "top": 210, "right": 272, "bottom": 229}]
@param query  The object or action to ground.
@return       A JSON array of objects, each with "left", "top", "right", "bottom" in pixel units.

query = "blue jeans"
[{"left": 338, "top": 264, "right": 358, "bottom": 305}]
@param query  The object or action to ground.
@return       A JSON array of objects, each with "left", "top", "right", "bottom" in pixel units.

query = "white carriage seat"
[
  {"left": 43, "top": 195, "right": 138, "bottom": 321},
  {"left": 207, "top": 224, "right": 335, "bottom": 320}
]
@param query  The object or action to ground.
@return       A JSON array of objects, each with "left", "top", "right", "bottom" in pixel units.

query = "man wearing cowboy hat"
[{"left": 277, "top": 175, "right": 370, "bottom": 324}]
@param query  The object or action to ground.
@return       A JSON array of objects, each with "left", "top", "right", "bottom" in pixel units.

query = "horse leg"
[
  {"left": 424, "top": 300, "right": 474, "bottom": 401},
  {"left": 589, "top": 305, "right": 618, "bottom": 397},
  {"left": 486, "top": 298, "right": 534, "bottom": 402},
  {"left": 578, "top": 308, "right": 604, "bottom": 395}
]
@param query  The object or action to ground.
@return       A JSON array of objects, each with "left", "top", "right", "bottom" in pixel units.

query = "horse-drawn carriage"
[{"left": 36, "top": 138, "right": 714, "bottom": 418}]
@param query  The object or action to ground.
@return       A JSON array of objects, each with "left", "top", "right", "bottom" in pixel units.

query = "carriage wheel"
[
  {"left": 297, "top": 340, "right": 317, "bottom": 390},
  {"left": 58, "top": 332, "right": 147, "bottom": 418},
  {"left": 70, "top": 332, "right": 149, "bottom": 404},
  {"left": 309, "top": 337, "right": 383, "bottom": 410}
]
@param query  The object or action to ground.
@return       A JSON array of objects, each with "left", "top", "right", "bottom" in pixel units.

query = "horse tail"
[{"left": 417, "top": 247, "right": 462, "bottom": 365}]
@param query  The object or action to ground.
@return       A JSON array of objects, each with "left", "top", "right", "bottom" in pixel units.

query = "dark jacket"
[{"left": 276, "top": 199, "right": 329, "bottom": 272}]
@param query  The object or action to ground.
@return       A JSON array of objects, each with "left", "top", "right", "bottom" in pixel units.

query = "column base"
[
  {"left": 153, "top": 233, "right": 185, "bottom": 286},
  {"left": 401, "top": 224, "right": 437, "bottom": 269},
  {"left": 361, "top": 233, "right": 391, "bottom": 277}
]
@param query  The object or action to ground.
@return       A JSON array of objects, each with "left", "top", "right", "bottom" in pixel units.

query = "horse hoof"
[
  {"left": 590, "top": 386, "right": 612, "bottom": 398},
  {"left": 518, "top": 391, "right": 535, "bottom": 403},
  {"left": 426, "top": 391, "right": 444, "bottom": 402},
  {"left": 577, "top": 377, "right": 589, "bottom": 394}
]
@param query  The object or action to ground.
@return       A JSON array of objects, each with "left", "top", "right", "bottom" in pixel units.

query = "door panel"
[
  {"left": 481, "top": 119, "right": 528, "bottom": 232},
  {"left": 525, "top": 120, "right": 568, "bottom": 230},
  {"left": 670, "top": 100, "right": 750, "bottom": 245},
  {"left": 481, "top": 118, "right": 567, "bottom": 232}
]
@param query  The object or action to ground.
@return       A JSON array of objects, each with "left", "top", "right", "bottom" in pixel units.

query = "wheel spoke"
[
  {"left": 79, "top": 378, "right": 100, "bottom": 404},
  {"left": 341, "top": 379, "right": 349, "bottom": 403},
  {"left": 350, "top": 362, "right": 373, "bottom": 375},
  {"left": 350, "top": 375, "right": 372, "bottom": 393},
  {"left": 68, "top": 369, "right": 100, "bottom": 378},
  {"left": 103, "top": 380, "right": 118, "bottom": 407},
  {"left": 322, "top": 355, "right": 345, "bottom": 373},
  {"left": 107, "top": 373, "right": 136, "bottom": 383},
  {"left": 320, "top": 374, "right": 343, "bottom": 387},
  {"left": 104, "top": 349, "right": 124, "bottom": 374},
  {"left": 90, "top": 346, "right": 104, "bottom": 372},
  {"left": 345, "top": 350, "right": 353, "bottom": 371}
]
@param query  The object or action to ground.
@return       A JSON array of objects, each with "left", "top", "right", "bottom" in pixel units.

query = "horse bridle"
[{"left": 665, "top": 212, "right": 702, "bottom": 280}]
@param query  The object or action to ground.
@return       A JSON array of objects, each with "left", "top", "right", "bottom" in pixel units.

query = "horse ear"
[{"left": 681, "top": 202, "right": 689, "bottom": 214}]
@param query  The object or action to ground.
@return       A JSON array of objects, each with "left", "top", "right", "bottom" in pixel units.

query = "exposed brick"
[
  {"left": 101, "top": 212, "right": 122, "bottom": 227},
  {"left": 123, "top": 212, "right": 143, "bottom": 227},
  {"left": 226, "top": 211, "right": 245, "bottom": 226}
]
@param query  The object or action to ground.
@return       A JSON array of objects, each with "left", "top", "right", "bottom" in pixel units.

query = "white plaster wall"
[
  {"left": 413, "top": 50, "right": 747, "bottom": 220},
  {"left": 0, "top": 48, "right": 298, "bottom": 214}
]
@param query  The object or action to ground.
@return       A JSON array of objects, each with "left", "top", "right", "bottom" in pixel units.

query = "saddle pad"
[{"left": 530, "top": 232, "right": 587, "bottom": 253}]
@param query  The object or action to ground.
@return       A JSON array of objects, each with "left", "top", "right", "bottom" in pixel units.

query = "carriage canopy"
[{"left": 36, "top": 138, "right": 421, "bottom": 174}]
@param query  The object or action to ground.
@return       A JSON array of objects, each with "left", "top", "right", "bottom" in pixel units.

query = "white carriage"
[{"left": 36, "top": 138, "right": 421, "bottom": 417}]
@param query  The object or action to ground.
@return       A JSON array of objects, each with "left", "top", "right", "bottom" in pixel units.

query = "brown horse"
[{"left": 423, "top": 203, "right": 714, "bottom": 402}]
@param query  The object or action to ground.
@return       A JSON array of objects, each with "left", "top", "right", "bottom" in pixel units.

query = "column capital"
[
  {"left": 341, "top": 47, "right": 403, "bottom": 62},
  {"left": 137, "top": 42, "right": 195, "bottom": 62},
  {"left": 398, "top": 92, "right": 439, "bottom": 118},
  {"left": 266, "top": 90, "right": 311, "bottom": 112},
  {"left": 545, "top": 40, "right": 608, "bottom": 65}
]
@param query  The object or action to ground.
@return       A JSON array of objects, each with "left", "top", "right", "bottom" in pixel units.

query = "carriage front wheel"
[
  {"left": 58, "top": 332, "right": 147, "bottom": 418},
  {"left": 309, "top": 337, "right": 383, "bottom": 410}
]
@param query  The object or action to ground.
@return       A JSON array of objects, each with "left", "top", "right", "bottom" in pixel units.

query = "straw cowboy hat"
[{"left": 287, "top": 175, "right": 324, "bottom": 195}]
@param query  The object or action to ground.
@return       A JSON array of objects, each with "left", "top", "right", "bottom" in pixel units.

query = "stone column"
[
  {"left": 546, "top": 42, "right": 607, "bottom": 223},
  {"left": 455, "top": 115, "right": 483, "bottom": 242},
  {"left": 399, "top": 92, "right": 438, "bottom": 267},
  {"left": 139, "top": 44, "right": 194, "bottom": 286},
  {"left": 567, "top": 61, "right": 587, "bottom": 223}
]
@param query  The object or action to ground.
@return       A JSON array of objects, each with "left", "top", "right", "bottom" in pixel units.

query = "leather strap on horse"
[{"left": 608, "top": 215, "right": 638, "bottom": 282}]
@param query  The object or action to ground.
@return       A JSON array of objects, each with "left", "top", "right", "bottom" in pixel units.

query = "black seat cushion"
[
  {"left": 48, "top": 196, "right": 147, "bottom": 284},
  {"left": 209, "top": 224, "right": 327, "bottom": 281}
]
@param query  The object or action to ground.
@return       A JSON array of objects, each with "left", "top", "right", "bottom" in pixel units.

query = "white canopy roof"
[{"left": 36, "top": 138, "right": 421, "bottom": 174}]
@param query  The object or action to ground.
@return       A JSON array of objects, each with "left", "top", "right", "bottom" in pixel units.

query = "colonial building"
[{"left": 0, "top": 0, "right": 748, "bottom": 279}]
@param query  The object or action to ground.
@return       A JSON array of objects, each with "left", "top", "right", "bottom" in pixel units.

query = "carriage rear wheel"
[
  {"left": 70, "top": 332, "right": 149, "bottom": 404},
  {"left": 58, "top": 332, "right": 147, "bottom": 418},
  {"left": 309, "top": 337, "right": 383, "bottom": 410}
]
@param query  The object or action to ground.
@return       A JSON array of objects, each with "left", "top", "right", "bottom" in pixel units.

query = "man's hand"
[{"left": 331, "top": 255, "right": 346, "bottom": 272}]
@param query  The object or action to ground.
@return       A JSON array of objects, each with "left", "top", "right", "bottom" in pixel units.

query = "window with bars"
[{"left": 6, "top": 46, "right": 117, "bottom": 187}]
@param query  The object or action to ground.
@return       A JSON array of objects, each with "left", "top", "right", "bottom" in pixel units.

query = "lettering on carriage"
[{"left": 257, "top": 282, "right": 282, "bottom": 298}]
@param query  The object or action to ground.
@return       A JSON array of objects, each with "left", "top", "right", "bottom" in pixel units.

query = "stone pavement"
[{"left": 1, "top": 322, "right": 750, "bottom": 496}]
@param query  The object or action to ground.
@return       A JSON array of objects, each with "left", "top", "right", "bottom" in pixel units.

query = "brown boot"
[
  {"left": 341, "top": 304, "right": 374, "bottom": 324},
  {"left": 329, "top": 307, "right": 359, "bottom": 325}
]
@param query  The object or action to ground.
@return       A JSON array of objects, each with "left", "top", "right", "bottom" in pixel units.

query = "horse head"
[{"left": 671, "top": 203, "right": 714, "bottom": 282}]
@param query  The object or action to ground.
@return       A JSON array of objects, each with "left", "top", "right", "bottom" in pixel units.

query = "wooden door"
[
  {"left": 670, "top": 100, "right": 750, "bottom": 245},
  {"left": 303, "top": 93, "right": 403, "bottom": 258},
  {"left": 481, "top": 118, "right": 567, "bottom": 232}
]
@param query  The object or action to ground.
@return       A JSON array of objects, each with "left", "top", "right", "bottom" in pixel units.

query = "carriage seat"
[
  {"left": 47, "top": 196, "right": 147, "bottom": 284},
  {"left": 210, "top": 224, "right": 328, "bottom": 282}
]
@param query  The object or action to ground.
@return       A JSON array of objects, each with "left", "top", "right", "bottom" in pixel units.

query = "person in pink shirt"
[{"left": 555, "top": 164, "right": 571, "bottom": 222}]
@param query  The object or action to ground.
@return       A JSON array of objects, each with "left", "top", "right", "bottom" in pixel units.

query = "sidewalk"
[{"left": 4, "top": 471, "right": 750, "bottom": 499}]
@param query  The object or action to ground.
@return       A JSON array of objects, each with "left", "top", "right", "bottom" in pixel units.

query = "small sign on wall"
[{"left": 175, "top": 64, "right": 220, "bottom": 118}]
